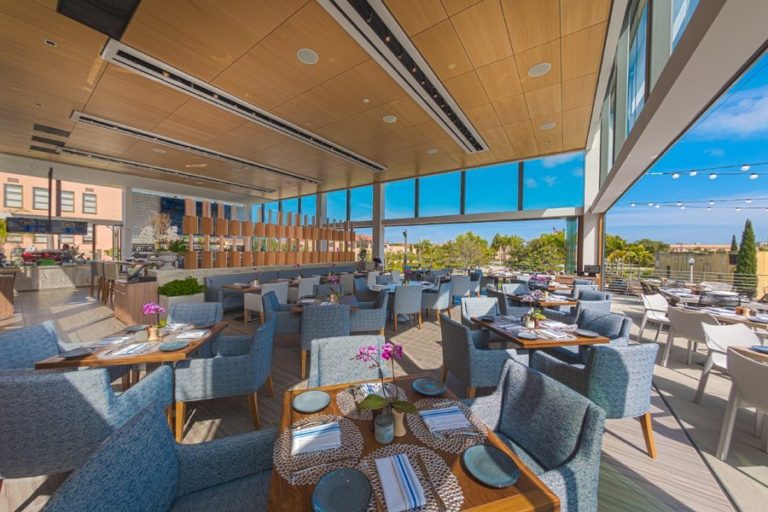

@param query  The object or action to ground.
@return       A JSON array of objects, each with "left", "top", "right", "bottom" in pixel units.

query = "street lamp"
[
  {"left": 688, "top": 257, "right": 695, "bottom": 283},
  {"left": 402, "top": 230, "right": 408, "bottom": 275}
]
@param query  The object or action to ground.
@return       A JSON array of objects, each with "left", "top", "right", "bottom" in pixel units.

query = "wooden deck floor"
[{"left": 0, "top": 289, "right": 742, "bottom": 511}]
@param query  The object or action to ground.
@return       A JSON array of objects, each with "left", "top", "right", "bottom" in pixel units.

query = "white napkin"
[
  {"left": 174, "top": 330, "right": 208, "bottom": 339},
  {"left": 111, "top": 343, "right": 149, "bottom": 356},
  {"left": 93, "top": 335, "right": 134, "bottom": 347},
  {"left": 164, "top": 323, "right": 189, "bottom": 332},
  {"left": 375, "top": 454, "right": 426, "bottom": 512},
  {"left": 538, "top": 329, "right": 569, "bottom": 340},
  {"left": 290, "top": 422, "right": 341, "bottom": 455},
  {"left": 540, "top": 320, "right": 568, "bottom": 330},
  {"left": 419, "top": 406, "right": 471, "bottom": 433}
]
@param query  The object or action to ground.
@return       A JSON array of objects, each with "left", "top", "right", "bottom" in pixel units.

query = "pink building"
[{"left": 0, "top": 172, "right": 122, "bottom": 260}]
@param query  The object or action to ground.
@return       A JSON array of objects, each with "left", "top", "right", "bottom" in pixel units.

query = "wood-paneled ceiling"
[{"left": 0, "top": 0, "right": 610, "bottom": 201}]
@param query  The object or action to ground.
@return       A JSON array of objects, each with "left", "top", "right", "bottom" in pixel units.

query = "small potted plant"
[
  {"left": 142, "top": 301, "right": 166, "bottom": 341},
  {"left": 158, "top": 277, "right": 205, "bottom": 319},
  {"left": 532, "top": 308, "right": 546, "bottom": 328},
  {"left": 354, "top": 342, "right": 417, "bottom": 442}
]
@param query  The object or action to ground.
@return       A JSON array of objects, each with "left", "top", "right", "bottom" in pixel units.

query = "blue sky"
[{"left": 608, "top": 50, "right": 768, "bottom": 244}]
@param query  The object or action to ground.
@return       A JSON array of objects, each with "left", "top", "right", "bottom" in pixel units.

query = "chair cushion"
[
  {"left": 171, "top": 472, "right": 270, "bottom": 512},
  {"left": 495, "top": 431, "right": 546, "bottom": 476}
]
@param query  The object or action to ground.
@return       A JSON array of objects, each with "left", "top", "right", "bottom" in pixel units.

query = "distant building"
[
  {"left": 656, "top": 249, "right": 768, "bottom": 292},
  {"left": 668, "top": 243, "right": 731, "bottom": 252}
]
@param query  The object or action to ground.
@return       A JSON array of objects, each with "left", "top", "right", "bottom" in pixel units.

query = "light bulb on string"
[
  {"left": 679, "top": 205, "right": 686, "bottom": 210},
  {"left": 707, "top": 207, "right": 712, "bottom": 211},
  {"left": 672, "top": 173, "right": 680, "bottom": 179},
  {"left": 741, "top": 164, "right": 751, "bottom": 171},
  {"left": 736, "top": 207, "right": 742, "bottom": 211},
  {"left": 654, "top": 205, "right": 660, "bottom": 209},
  {"left": 648, "top": 202, "right": 654, "bottom": 207},
  {"left": 709, "top": 200, "right": 715, "bottom": 205},
  {"left": 676, "top": 202, "right": 682, "bottom": 206},
  {"left": 630, "top": 203, "right": 636, "bottom": 207},
  {"left": 689, "top": 170, "right": 698, "bottom": 176},
  {"left": 750, "top": 174, "right": 759, "bottom": 180},
  {"left": 709, "top": 173, "right": 718, "bottom": 180},
  {"left": 746, "top": 199, "right": 753, "bottom": 204}
]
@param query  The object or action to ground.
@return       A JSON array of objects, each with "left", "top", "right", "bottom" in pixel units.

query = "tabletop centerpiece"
[
  {"left": 354, "top": 341, "right": 417, "bottom": 443},
  {"left": 142, "top": 301, "right": 166, "bottom": 341}
]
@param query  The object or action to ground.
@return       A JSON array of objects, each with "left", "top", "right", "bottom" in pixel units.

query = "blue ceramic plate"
[
  {"left": 515, "top": 331, "right": 539, "bottom": 340},
  {"left": 412, "top": 377, "right": 447, "bottom": 396},
  {"left": 292, "top": 391, "right": 331, "bottom": 413},
  {"left": 312, "top": 468, "right": 371, "bottom": 512},
  {"left": 159, "top": 341, "right": 189, "bottom": 352},
  {"left": 462, "top": 445, "right": 520, "bottom": 489},
  {"left": 574, "top": 329, "right": 599, "bottom": 338},
  {"left": 124, "top": 324, "right": 148, "bottom": 332},
  {"left": 60, "top": 347, "right": 94, "bottom": 359},
  {"left": 751, "top": 345, "right": 768, "bottom": 354}
]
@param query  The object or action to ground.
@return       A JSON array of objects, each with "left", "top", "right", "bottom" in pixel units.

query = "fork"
[
  {"left": 415, "top": 452, "right": 447, "bottom": 512},
  {"left": 360, "top": 460, "right": 386, "bottom": 512},
  {"left": 289, "top": 458, "right": 355, "bottom": 484}
]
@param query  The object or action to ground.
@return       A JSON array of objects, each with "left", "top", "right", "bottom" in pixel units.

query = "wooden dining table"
[
  {"left": 505, "top": 295, "right": 578, "bottom": 309},
  {"left": 472, "top": 317, "right": 610, "bottom": 350},
  {"left": 731, "top": 345, "right": 768, "bottom": 364},
  {"left": 34, "top": 321, "right": 228, "bottom": 369},
  {"left": 268, "top": 375, "right": 560, "bottom": 511}
]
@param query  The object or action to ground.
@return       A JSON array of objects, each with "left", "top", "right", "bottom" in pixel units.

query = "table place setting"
[
  {"left": 408, "top": 399, "right": 488, "bottom": 454},
  {"left": 290, "top": 422, "right": 342, "bottom": 456},
  {"left": 99, "top": 342, "right": 151, "bottom": 359}
]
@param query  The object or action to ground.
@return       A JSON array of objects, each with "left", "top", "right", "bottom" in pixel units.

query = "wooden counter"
[{"left": 112, "top": 279, "right": 158, "bottom": 325}]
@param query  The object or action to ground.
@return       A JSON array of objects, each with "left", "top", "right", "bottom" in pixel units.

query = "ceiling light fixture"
[
  {"left": 655, "top": 205, "right": 660, "bottom": 209},
  {"left": 362, "top": 98, "right": 370, "bottom": 104},
  {"left": 382, "top": 115, "right": 398, "bottom": 124},
  {"left": 151, "top": 148, "right": 166, "bottom": 154},
  {"left": 527, "top": 62, "right": 552, "bottom": 77},
  {"left": 746, "top": 198, "right": 753, "bottom": 203},
  {"left": 676, "top": 202, "right": 682, "bottom": 206},
  {"left": 709, "top": 200, "right": 715, "bottom": 205},
  {"left": 539, "top": 122, "right": 557, "bottom": 130},
  {"left": 648, "top": 202, "right": 654, "bottom": 207},
  {"left": 426, "top": 148, "right": 439, "bottom": 155},
  {"left": 34, "top": 103, "right": 43, "bottom": 108},
  {"left": 680, "top": 206, "right": 686, "bottom": 210},
  {"left": 736, "top": 207, "right": 742, "bottom": 211},
  {"left": 296, "top": 48, "right": 319, "bottom": 65},
  {"left": 630, "top": 203, "right": 636, "bottom": 207},
  {"left": 184, "top": 163, "right": 207, "bottom": 168}
]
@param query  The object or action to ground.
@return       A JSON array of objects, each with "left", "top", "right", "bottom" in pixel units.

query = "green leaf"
[
  {"left": 357, "top": 394, "right": 389, "bottom": 411},
  {"left": 391, "top": 400, "right": 418, "bottom": 414}
]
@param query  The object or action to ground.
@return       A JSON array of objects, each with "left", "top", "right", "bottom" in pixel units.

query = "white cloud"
[
  {"left": 693, "top": 85, "right": 768, "bottom": 139},
  {"left": 542, "top": 175, "right": 557, "bottom": 187},
  {"left": 705, "top": 147, "right": 725, "bottom": 157},
  {"left": 525, "top": 178, "right": 537, "bottom": 188},
  {"left": 540, "top": 152, "right": 582, "bottom": 169},
  {"left": 571, "top": 167, "right": 585, "bottom": 177}
]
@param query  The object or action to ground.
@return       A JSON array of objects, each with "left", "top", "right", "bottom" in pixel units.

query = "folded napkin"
[
  {"left": 538, "top": 329, "right": 569, "bottom": 340},
  {"left": 540, "top": 320, "right": 569, "bottom": 330},
  {"left": 164, "top": 323, "right": 189, "bottom": 332},
  {"left": 111, "top": 343, "right": 149, "bottom": 356},
  {"left": 375, "top": 454, "right": 426, "bottom": 512},
  {"left": 291, "top": 422, "right": 341, "bottom": 455},
  {"left": 93, "top": 335, "right": 134, "bottom": 347},
  {"left": 174, "top": 330, "right": 208, "bottom": 339},
  {"left": 419, "top": 406, "right": 471, "bottom": 433}
]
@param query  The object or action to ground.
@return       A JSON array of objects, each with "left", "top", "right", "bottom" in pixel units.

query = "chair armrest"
[
  {"left": 530, "top": 352, "right": 587, "bottom": 394},
  {"left": 465, "top": 392, "right": 503, "bottom": 430},
  {"left": 356, "top": 301, "right": 375, "bottom": 309},
  {"left": 176, "top": 427, "right": 278, "bottom": 497},
  {"left": 212, "top": 334, "right": 251, "bottom": 356},
  {"left": 174, "top": 356, "right": 253, "bottom": 402},
  {"left": 113, "top": 365, "right": 172, "bottom": 425}
]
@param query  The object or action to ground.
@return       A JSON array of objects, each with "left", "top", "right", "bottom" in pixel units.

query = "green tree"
[
  {"left": 446, "top": 231, "right": 493, "bottom": 269},
  {"left": 0, "top": 219, "right": 6, "bottom": 246},
  {"left": 521, "top": 231, "right": 566, "bottom": 271},
  {"left": 730, "top": 234, "right": 738, "bottom": 252},
  {"left": 634, "top": 238, "right": 669, "bottom": 255},
  {"left": 491, "top": 234, "right": 526, "bottom": 267},
  {"left": 735, "top": 219, "right": 758, "bottom": 295}
]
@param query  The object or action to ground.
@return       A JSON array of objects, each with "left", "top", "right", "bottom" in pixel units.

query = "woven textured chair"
[
  {"left": 468, "top": 270, "right": 482, "bottom": 297},
  {"left": 262, "top": 290, "right": 300, "bottom": 335},
  {"left": 314, "top": 283, "right": 342, "bottom": 299},
  {"left": 502, "top": 282, "right": 529, "bottom": 296},
  {"left": 421, "top": 280, "right": 453, "bottom": 323},
  {"left": 340, "top": 273, "right": 355, "bottom": 295},
  {"left": 167, "top": 303, "right": 223, "bottom": 358},
  {"left": 485, "top": 287, "right": 509, "bottom": 315},
  {"left": 440, "top": 315, "right": 528, "bottom": 398},
  {"left": 663, "top": 307, "right": 719, "bottom": 367},
  {"left": 307, "top": 335, "right": 392, "bottom": 387},
  {"left": 467, "top": 360, "right": 605, "bottom": 512},
  {"left": 366, "top": 271, "right": 380, "bottom": 288},
  {"left": 287, "top": 276, "right": 320, "bottom": 303},
  {"left": 460, "top": 297, "right": 499, "bottom": 329},
  {"left": 0, "top": 366, "right": 171, "bottom": 482},
  {"left": 173, "top": 317, "right": 276, "bottom": 441},
  {"left": 532, "top": 342, "right": 659, "bottom": 458},
  {"left": 544, "top": 289, "right": 612, "bottom": 324},
  {"left": 376, "top": 274, "right": 393, "bottom": 285},
  {"left": 451, "top": 275, "right": 471, "bottom": 303},
  {"left": 350, "top": 291, "right": 388, "bottom": 334},
  {"left": 392, "top": 284, "right": 423, "bottom": 331},
  {"left": 300, "top": 304, "right": 351, "bottom": 379},
  {"left": 638, "top": 293, "right": 670, "bottom": 342},
  {"left": 0, "top": 321, "right": 127, "bottom": 382},
  {"left": 244, "top": 281, "right": 288, "bottom": 324},
  {"left": 695, "top": 323, "right": 759, "bottom": 404},
  {"left": 547, "top": 310, "right": 631, "bottom": 365},
  {"left": 354, "top": 277, "right": 378, "bottom": 302},
  {"left": 42, "top": 406, "right": 277, "bottom": 512}
]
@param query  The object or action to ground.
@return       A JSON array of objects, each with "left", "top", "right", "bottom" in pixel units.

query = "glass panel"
[
  {"left": 300, "top": 194, "right": 316, "bottom": 219},
  {"left": 349, "top": 185, "right": 373, "bottom": 221},
  {"left": 465, "top": 162, "right": 519, "bottom": 214},
  {"left": 82, "top": 193, "right": 97, "bottom": 214},
  {"left": 326, "top": 190, "right": 347, "bottom": 221},
  {"left": 672, "top": 0, "right": 699, "bottom": 49},
  {"left": 33, "top": 187, "right": 49, "bottom": 210},
  {"left": 564, "top": 217, "right": 578, "bottom": 274},
  {"left": 627, "top": 0, "right": 648, "bottom": 134},
  {"left": 60, "top": 191, "right": 75, "bottom": 212},
  {"left": 263, "top": 201, "right": 279, "bottom": 223},
  {"left": 418, "top": 172, "right": 460, "bottom": 217},
  {"left": 83, "top": 224, "right": 93, "bottom": 243},
  {"left": 4, "top": 184, "right": 22, "bottom": 208},
  {"left": 281, "top": 198, "right": 299, "bottom": 214},
  {"left": 608, "top": 72, "right": 616, "bottom": 166},
  {"left": 522, "top": 152, "right": 585, "bottom": 209},
  {"left": 385, "top": 179, "right": 415, "bottom": 219}
]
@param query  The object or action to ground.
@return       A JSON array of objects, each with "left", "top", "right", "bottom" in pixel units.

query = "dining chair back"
[
  {"left": 662, "top": 307, "right": 719, "bottom": 367},
  {"left": 367, "top": 271, "right": 380, "bottom": 288},
  {"left": 390, "top": 269, "right": 402, "bottom": 283},
  {"left": 694, "top": 323, "right": 760, "bottom": 403},
  {"left": 340, "top": 273, "right": 355, "bottom": 295},
  {"left": 0, "top": 321, "right": 60, "bottom": 370},
  {"left": 451, "top": 275, "right": 471, "bottom": 302},
  {"left": 502, "top": 282, "right": 529, "bottom": 296},
  {"left": 167, "top": 302, "right": 223, "bottom": 327},
  {"left": 354, "top": 276, "right": 378, "bottom": 302},
  {"left": 376, "top": 274, "right": 393, "bottom": 285},
  {"left": 262, "top": 291, "right": 300, "bottom": 335},
  {"left": 484, "top": 287, "right": 509, "bottom": 316},
  {"left": 460, "top": 297, "right": 499, "bottom": 329},
  {"left": 314, "top": 283, "right": 342, "bottom": 298},
  {"left": 295, "top": 276, "right": 320, "bottom": 301},
  {"left": 307, "top": 335, "right": 390, "bottom": 387},
  {"left": 350, "top": 292, "right": 388, "bottom": 334},
  {"left": 716, "top": 348, "right": 768, "bottom": 460},
  {"left": 421, "top": 280, "right": 453, "bottom": 322},
  {"left": 299, "top": 304, "right": 350, "bottom": 378},
  {"left": 392, "top": 284, "right": 423, "bottom": 331}
]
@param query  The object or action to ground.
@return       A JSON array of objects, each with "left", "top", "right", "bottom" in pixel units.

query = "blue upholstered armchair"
[
  {"left": 354, "top": 276, "right": 378, "bottom": 302},
  {"left": 42, "top": 406, "right": 277, "bottom": 512},
  {"left": 460, "top": 297, "right": 499, "bottom": 329},
  {"left": 467, "top": 360, "right": 605, "bottom": 512},
  {"left": 532, "top": 342, "right": 659, "bottom": 458},
  {"left": 485, "top": 287, "right": 510, "bottom": 315},
  {"left": 440, "top": 315, "right": 528, "bottom": 398},
  {"left": 421, "top": 280, "right": 452, "bottom": 321},
  {"left": 307, "top": 335, "right": 392, "bottom": 387},
  {"left": 544, "top": 289, "right": 612, "bottom": 324},
  {"left": 262, "top": 290, "right": 300, "bottom": 335},
  {"left": 0, "top": 321, "right": 127, "bottom": 382},
  {"left": 300, "top": 304, "right": 350, "bottom": 379},
  {"left": 392, "top": 284, "right": 423, "bottom": 331},
  {"left": 502, "top": 282, "right": 530, "bottom": 296},
  {"left": 167, "top": 302, "right": 224, "bottom": 358},
  {"left": 548, "top": 310, "right": 632, "bottom": 365},
  {"left": 0, "top": 365, "right": 172, "bottom": 481},
  {"left": 350, "top": 291, "right": 388, "bottom": 334},
  {"left": 173, "top": 317, "right": 276, "bottom": 441}
]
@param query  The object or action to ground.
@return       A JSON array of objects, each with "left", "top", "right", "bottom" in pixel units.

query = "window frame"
[
  {"left": 82, "top": 192, "right": 97, "bottom": 214},
  {"left": 4, "top": 183, "right": 22, "bottom": 208},
  {"left": 60, "top": 190, "right": 75, "bottom": 213},
  {"left": 33, "top": 187, "right": 49, "bottom": 211}
]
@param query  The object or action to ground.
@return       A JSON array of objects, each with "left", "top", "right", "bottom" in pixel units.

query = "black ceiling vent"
[
  {"left": 57, "top": 0, "right": 141, "bottom": 39},
  {"left": 31, "top": 135, "right": 66, "bottom": 147},
  {"left": 33, "top": 124, "right": 71, "bottom": 138},
  {"left": 30, "top": 145, "right": 58, "bottom": 154}
]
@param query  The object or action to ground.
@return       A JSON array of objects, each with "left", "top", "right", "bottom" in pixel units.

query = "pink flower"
[
  {"left": 381, "top": 342, "right": 404, "bottom": 361},
  {"left": 142, "top": 302, "right": 166, "bottom": 316}
]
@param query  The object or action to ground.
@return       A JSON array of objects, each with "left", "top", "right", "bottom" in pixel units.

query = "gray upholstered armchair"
[
  {"left": 421, "top": 280, "right": 452, "bottom": 322},
  {"left": 544, "top": 289, "right": 612, "bottom": 324},
  {"left": 532, "top": 342, "right": 659, "bottom": 458},
  {"left": 167, "top": 302, "right": 224, "bottom": 358},
  {"left": 262, "top": 290, "right": 301, "bottom": 335},
  {"left": 547, "top": 309, "right": 631, "bottom": 365},
  {"left": 440, "top": 315, "right": 527, "bottom": 398},
  {"left": 173, "top": 317, "right": 276, "bottom": 441},
  {"left": 350, "top": 291, "right": 388, "bottom": 334},
  {"left": 300, "top": 304, "right": 350, "bottom": 379},
  {"left": 42, "top": 406, "right": 277, "bottom": 512},
  {"left": 460, "top": 297, "right": 499, "bottom": 329},
  {"left": 0, "top": 366, "right": 172, "bottom": 481},
  {"left": 354, "top": 276, "right": 378, "bottom": 302},
  {"left": 307, "top": 335, "right": 391, "bottom": 387},
  {"left": 467, "top": 360, "right": 605, "bottom": 512}
]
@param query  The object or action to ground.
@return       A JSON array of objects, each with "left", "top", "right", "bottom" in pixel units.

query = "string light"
[
  {"left": 679, "top": 205, "right": 686, "bottom": 210},
  {"left": 654, "top": 205, "right": 660, "bottom": 208},
  {"left": 689, "top": 170, "right": 698, "bottom": 176},
  {"left": 741, "top": 164, "right": 751, "bottom": 171},
  {"left": 746, "top": 198, "right": 753, "bottom": 203},
  {"left": 709, "top": 173, "right": 718, "bottom": 180},
  {"left": 630, "top": 203, "right": 636, "bottom": 207},
  {"left": 648, "top": 202, "right": 654, "bottom": 207},
  {"left": 751, "top": 173, "right": 759, "bottom": 180},
  {"left": 676, "top": 202, "right": 682, "bottom": 206},
  {"left": 709, "top": 200, "right": 715, "bottom": 205},
  {"left": 672, "top": 173, "right": 680, "bottom": 179}
]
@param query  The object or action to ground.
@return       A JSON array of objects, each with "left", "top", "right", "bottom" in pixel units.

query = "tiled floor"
[{"left": 2, "top": 288, "right": 760, "bottom": 511}]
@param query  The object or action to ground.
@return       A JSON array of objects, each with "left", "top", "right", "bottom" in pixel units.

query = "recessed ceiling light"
[
  {"left": 296, "top": 48, "right": 319, "bottom": 65},
  {"left": 185, "top": 163, "right": 207, "bottom": 169},
  {"left": 43, "top": 38, "right": 57, "bottom": 47},
  {"left": 539, "top": 122, "right": 557, "bottom": 130},
  {"left": 750, "top": 173, "right": 759, "bottom": 180},
  {"left": 34, "top": 103, "right": 43, "bottom": 108},
  {"left": 527, "top": 62, "right": 551, "bottom": 78},
  {"left": 382, "top": 115, "right": 398, "bottom": 124},
  {"left": 362, "top": 98, "right": 370, "bottom": 104},
  {"left": 151, "top": 148, "right": 166, "bottom": 154},
  {"left": 447, "top": 63, "right": 456, "bottom": 70},
  {"left": 426, "top": 148, "right": 439, "bottom": 154}
]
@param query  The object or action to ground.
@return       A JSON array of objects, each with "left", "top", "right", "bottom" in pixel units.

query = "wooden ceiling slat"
[
  {"left": 561, "top": 22, "right": 607, "bottom": 81},
  {"left": 494, "top": 95, "right": 530, "bottom": 125},
  {"left": 514, "top": 39, "right": 562, "bottom": 93},
  {"left": 562, "top": 73, "right": 598, "bottom": 110},
  {"left": 444, "top": 71, "right": 491, "bottom": 111},
  {"left": 411, "top": 19, "right": 474, "bottom": 81},
  {"left": 475, "top": 55, "right": 523, "bottom": 101},
  {"left": 440, "top": 0, "right": 483, "bottom": 17},
  {"left": 561, "top": 0, "right": 612, "bottom": 36},
  {"left": 501, "top": 0, "right": 560, "bottom": 53},
  {"left": 450, "top": 0, "right": 513, "bottom": 68},
  {"left": 525, "top": 84, "right": 562, "bottom": 118},
  {"left": 465, "top": 103, "right": 502, "bottom": 130},
  {"left": 383, "top": 0, "right": 447, "bottom": 36}
]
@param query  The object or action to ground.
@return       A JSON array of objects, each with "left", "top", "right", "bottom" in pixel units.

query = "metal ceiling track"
[
  {"left": 70, "top": 110, "right": 321, "bottom": 185},
  {"left": 100, "top": 39, "right": 387, "bottom": 173},
  {"left": 318, "top": 0, "right": 488, "bottom": 154},
  {"left": 57, "top": 146, "right": 272, "bottom": 196}
]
